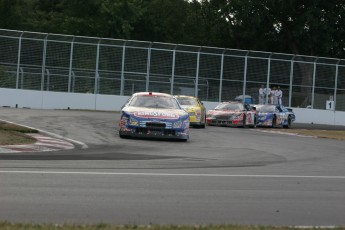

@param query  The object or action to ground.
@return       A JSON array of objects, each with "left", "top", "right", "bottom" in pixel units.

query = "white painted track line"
[{"left": 0, "top": 170, "right": 345, "bottom": 179}]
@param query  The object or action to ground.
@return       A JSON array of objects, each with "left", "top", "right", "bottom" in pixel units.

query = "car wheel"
[
  {"left": 201, "top": 115, "right": 206, "bottom": 128},
  {"left": 272, "top": 116, "right": 277, "bottom": 128},
  {"left": 119, "top": 131, "right": 130, "bottom": 139},
  {"left": 283, "top": 116, "right": 292, "bottom": 128},
  {"left": 242, "top": 115, "right": 247, "bottom": 128},
  {"left": 250, "top": 117, "right": 257, "bottom": 128},
  {"left": 180, "top": 135, "right": 189, "bottom": 142}
]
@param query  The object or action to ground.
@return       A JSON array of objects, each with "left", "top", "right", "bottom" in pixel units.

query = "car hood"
[
  {"left": 207, "top": 109, "right": 243, "bottom": 115},
  {"left": 257, "top": 112, "right": 273, "bottom": 115},
  {"left": 123, "top": 107, "right": 189, "bottom": 120},
  {"left": 180, "top": 105, "right": 201, "bottom": 111}
]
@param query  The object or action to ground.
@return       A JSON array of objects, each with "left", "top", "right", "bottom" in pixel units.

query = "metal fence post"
[
  {"left": 265, "top": 53, "right": 273, "bottom": 104},
  {"left": 242, "top": 51, "right": 249, "bottom": 103},
  {"left": 195, "top": 47, "right": 201, "bottom": 97},
  {"left": 120, "top": 41, "right": 127, "bottom": 96},
  {"left": 16, "top": 32, "right": 23, "bottom": 89},
  {"left": 219, "top": 49, "right": 225, "bottom": 102},
  {"left": 94, "top": 39, "right": 101, "bottom": 94},
  {"left": 46, "top": 69, "right": 50, "bottom": 91},
  {"left": 288, "top": 55, "right": 295, "bottom": 107},
  {"left": 68, "top": 37, "right": 75, "bottom": 93},
  {"left": 146, "top": 43, "right": 152, "bottom": 92},
  {"left": 20, "top": 67, "right": 23, "bottom": 89},
  {"left": 311, "top": 57, "right": 318, "bottom": 109},
  {"left": 41, "top": 34, "right": 48, "bottom": 91},
  {"left": 334, "top": 60, "right": 340, "bottom": 111},
  {"left": 170, "top": 45, "right": 177, "bottom": 95},
  {"left": 72, "top": 71, "right": 76, "bottom": 92}
]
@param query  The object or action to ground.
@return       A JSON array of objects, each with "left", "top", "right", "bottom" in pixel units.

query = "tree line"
[{"left": 1, "top": 0, "right": 344, "bottom": 59}]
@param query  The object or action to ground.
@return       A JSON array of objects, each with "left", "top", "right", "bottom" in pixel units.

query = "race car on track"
[
  {"left": 254, "top": 104, "right": 295, "bottom": 128},
  {"left": 206, "top": 101, "right": 257, "bottom": 128},
  {"left": 119, "top": 92, "right": 190, "bottom": 141},
  {"left": 175, "top": 95, "right": 206, "bottom": 128}
]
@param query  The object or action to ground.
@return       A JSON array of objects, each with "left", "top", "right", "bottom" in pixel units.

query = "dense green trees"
[{"left": 0, "top": 0, "right": 344, "bottom": 58}]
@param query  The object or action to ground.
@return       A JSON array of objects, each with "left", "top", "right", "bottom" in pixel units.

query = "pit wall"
[{"left": 1, "top": 88, "right": 345, "bottom": 126}]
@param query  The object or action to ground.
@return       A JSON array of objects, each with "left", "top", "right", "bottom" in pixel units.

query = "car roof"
[
  {"left": 222, "top": 101, "right": 243, "bottom": 104},
  {"left": 133, "top": 92, "right": 173, "bottom": 97},
  {"left": 255, "top": 104, "right": 276, "bottom": 107},
  {"left": 175, "top": 95, "right": 197, "bottom": 99}
]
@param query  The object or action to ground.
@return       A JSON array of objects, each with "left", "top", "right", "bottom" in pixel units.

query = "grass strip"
[
  {"left": 0, "top": 122, "right": 38, "bottom": 145},
  {"left": 0, "top": 122, "right": 38, "bottom": 133},
  {"left": 280, "top": 129, "right": 345, "bottom": 141},
  {"left": 0, "top": 130, "right": 36, "bottom": 145},
  {"left": 0, "top": 222, "right": 344, "bottom": 230}
]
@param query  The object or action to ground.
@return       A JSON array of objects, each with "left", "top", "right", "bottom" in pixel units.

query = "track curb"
[{"left": 0, "top": 119, "right": 88, "bottom": 153}]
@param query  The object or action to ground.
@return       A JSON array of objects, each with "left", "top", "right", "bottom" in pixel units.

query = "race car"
[
  {"left": 119, "top": 92, "right": 190, "bottom": 141},
  {"left": 254, "top": 104, "right": 295, "bottom": 128},
  {"left": 206, "top": 101, "right": 257, "bottom": 127},
  {"left": 175, "top": 95, "right": 206, "bottom": 128}
]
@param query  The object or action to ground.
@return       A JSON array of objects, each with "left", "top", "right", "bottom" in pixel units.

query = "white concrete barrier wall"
[
  {"left": 0, "top": 88, "right": 129, "bottom": 111},
  {"left": 1, "top": 88, "right": 345, "bottom": 126}
]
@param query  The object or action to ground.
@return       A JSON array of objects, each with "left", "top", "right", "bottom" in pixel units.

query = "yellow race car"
[{"left": 175, "top": 95, "right": 206, "bottom": 128}]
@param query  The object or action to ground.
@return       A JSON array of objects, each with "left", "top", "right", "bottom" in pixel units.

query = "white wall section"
[{"left": 1, "top": 88, "right": 344, "bottom": 126}]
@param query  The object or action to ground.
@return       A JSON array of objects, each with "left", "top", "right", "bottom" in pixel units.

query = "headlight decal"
[
  {"left": 183, "top": 118, "right": 190, "bottom": 128},
  {"left": 173, "top": 120, "right": 183, "bottom": 128},
  {"left": 129, "top": 117, "right": 139, "bottom": 126},
  {"left": 231, "top": 113, "right": 242, "bottom": 119}
]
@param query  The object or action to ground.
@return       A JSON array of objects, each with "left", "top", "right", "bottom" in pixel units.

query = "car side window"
[
  {"left": 279, "top": 107, "right": 288, "bottom": 113},
  {"left": 197, "top": 99, "right": 202, "bottom": 106},
  {"left": 121, "top": 97, "right": 132, "bottom": 109}
]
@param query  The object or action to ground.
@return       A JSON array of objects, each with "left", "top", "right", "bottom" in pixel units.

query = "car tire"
[
  {"left": 201, "top": 115, "right": 206, "bottom": 128},
  {"left": 250, "top": 117, "right": 257, "bottom": 128},
  {"left": 272, "top": 116, "right": 277, "bottom": 128},
  {"left": 180, "top": 136, "right": 189, "bottom": 142},
  {"left": 283, "top": 116, "right": 292, "bottom": 128},
  {"left": 119, "top": 131, "right": 130, "bottom": 139},
  {"left": 242, "top": 115, "right": 247, "bottom": 128}
]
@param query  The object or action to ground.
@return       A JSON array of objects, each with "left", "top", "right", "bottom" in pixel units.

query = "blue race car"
[
  {"left": 254, "top": 104, "right": 295, "bottom": 128},
  {"left": 119, "top": 92, "right": 190, "bottom": 141}
]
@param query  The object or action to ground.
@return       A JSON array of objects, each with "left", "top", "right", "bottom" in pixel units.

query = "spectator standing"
[
  {"left": 259, "top": 85, "right": 265, "bottom": 104},
  {"left": 271, "top": 86, "right": 277, "bottom": 104},
  {"left": 264, "top": 86, "right": 271, "bottom": 104},
  {"left": 275, "top": 86, "right": 283, "bottom": 105}
]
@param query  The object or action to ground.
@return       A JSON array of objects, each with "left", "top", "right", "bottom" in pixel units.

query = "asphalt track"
[{"left": 0, "top": 108, "right": 345, "bottom": 226}]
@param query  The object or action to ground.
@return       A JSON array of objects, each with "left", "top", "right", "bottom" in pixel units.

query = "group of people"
[{"left": 259, "top": 85, "right": 283, "bottom": 105}]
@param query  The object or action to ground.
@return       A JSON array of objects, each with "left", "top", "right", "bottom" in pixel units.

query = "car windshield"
[
  {"left": 215, "top": 103, "right": 244, "bottom": 110},
  {"left": 177, "top": 97, "right": 198, "bottom": 106},
  {"left": 256, "top": 105, "right": 276, "bottom": 112},
  {"left": 129, "top": 95, "right": 180, "bottom": 109},
  {"left": 280, "top": 106, "right": 289, "bottom": 112}
]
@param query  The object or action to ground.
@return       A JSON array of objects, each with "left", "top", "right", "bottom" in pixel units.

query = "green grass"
[
  {"left": 0, "top": 222, "right": 344, "bottom": 230},
  {"left": 0, "top": 122, "right": 37, "bottom": 145},
  {"left": 0, "top": 122, "right": 38, "bottom": 133},
  {"left": 278, "top": 129, "right": 345, "bottom": 140}
]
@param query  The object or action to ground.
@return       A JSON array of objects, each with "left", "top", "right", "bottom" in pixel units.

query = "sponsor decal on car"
[{"left": 134, "top": 111, "right": 179, "bottom": 119}]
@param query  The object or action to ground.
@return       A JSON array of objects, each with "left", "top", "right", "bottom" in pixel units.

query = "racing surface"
[{"left": 0, "top": 108, "right": 345, "bottom": 226}]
